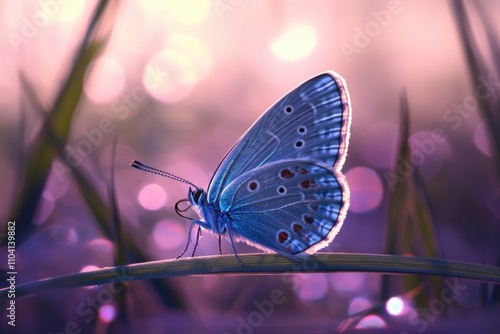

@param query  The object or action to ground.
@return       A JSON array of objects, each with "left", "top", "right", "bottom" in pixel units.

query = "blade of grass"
[
  {"left": 382, "top": 91, "right": 441, "bottom": 307},
  {"left": 7, "top": 0, "right": 113, "bottom": 244},
  {"left": 19, "top": 51, "right": 188, "bottom": 310},
  {"left": 1, "top": 253, "right": 499, "bottom": 298},
  {"left": 381, "top": 90, "right": 411, "bottom": 301},
  {"left": 451, "top": 0, "right": 500, "bottom": 178},
  {"left": 451, "top": 0, "right": 500, "bottom": 307},
  {"left": 474, "top": 1, "right": 500, "bottom": 78},
  {"left": 408, "top": 171, "right": 444, "bottom": 303},
  {"left": 408, "top": 172, "right": 439, "bottom": 259},
  {"left": 109, "top": 135, "right": 128, "bottom": 325}
]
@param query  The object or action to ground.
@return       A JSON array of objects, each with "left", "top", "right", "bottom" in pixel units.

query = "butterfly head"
[{"left": 188, "top": 187, "right": 206, "bottom": 206}]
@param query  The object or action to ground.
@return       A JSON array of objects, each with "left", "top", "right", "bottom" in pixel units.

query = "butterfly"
[{"left": 131, "top": 71, "right": 351, "bottom": 265}]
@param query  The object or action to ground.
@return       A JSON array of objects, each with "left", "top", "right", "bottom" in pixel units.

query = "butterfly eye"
[
  {"left": 283, "top": 105, "right": 294, "bottom": 114},
  {"left": 294, "top": 140, "right": 304, "bottom": 148},
  {"left": 193, "top": 189, "right": 203, "bottom": 204},
  {"left": 277, "top": 186, "right": 287, "bottom": 195},
  {"left": 247, "top": 180, "right": 260, "bottom": 192},
  {"left": 297, "top": 126, "right": 307, "bottom": 135}
]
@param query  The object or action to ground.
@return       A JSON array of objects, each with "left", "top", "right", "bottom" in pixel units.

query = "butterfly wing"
[
  {"left": 218, "top": 160, "right": 346, "bottom": 258},
  {"left": 207, "top": 71, "right": 351, "bottom": 205}
]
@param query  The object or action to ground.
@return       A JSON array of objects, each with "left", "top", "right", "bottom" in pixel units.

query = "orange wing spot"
[
  {"left": 280, "top": 169, "right": 294, "bottom": 179},
  {"left": 293, "top": 224, "right": 303, "bottom": 232},
  {"left": 278, "top": 231, "right": 289, "bottom": 243}
]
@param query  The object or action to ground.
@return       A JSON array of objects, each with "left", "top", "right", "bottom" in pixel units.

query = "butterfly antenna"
[
  {"left": 130, "top": 160, "right": 199, "bottom": 190},
  {"left": 175, "top": 198, "right": 197, "bottom": 220}
]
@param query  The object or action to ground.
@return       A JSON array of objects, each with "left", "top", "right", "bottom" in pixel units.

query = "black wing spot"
[
  {"left": 294, "top": 140, "right": 304, "bottom": 149},
  {"left": 277, "top": 186, "right": 287, "bottom": 195},
  {"left": 309, "top": 204, "right": 319, "bottom": 212},
  {"left": 297, "top": 126, "right": 307, "bottom": 135},
  {"left": 303, "top": 215, "right": 315, "bottom": 225},
  {"left": 284, "top": 105, "right": 294, "bottom": 114}
]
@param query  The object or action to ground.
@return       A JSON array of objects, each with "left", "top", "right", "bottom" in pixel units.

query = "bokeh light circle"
[
  {"left": 138, "top": 183, "right": 167, "bottom": 210},
  {"left": 50, "top": 0, "right": 85, "bottom": 22},
  {"left": 164, "top": 0, "right": 210, "bottom": 25},
  {"left": 356, "top": 315, "right": 386, "bottom": 329},
  {"left": 84, "top": 57, "right": 125, "bottom": 104},
  {"left": 152, "top": 219, "right": 186, "bottom": 250},
  {"left": 270, "top": 22, "right": 317, "bottom": 61},
  {"left": 386, "top": 296, "right": 405, "bottom": 316},
  {"left": 143, "top": 50, "right": 195, "bottom": 102},
  {"left": 99, "top": 305, "right": 117, "bottom": 323},
  {"left": 168, "top": 34, "right": 212, "bottom": 81},
  {"left": 294, "top": 273, "right": 329, "bottom": 301},
  {"left": 80, "top": 265, "right": 100, "bottom": 273},
  {"left": 474, "top": 120, "right": 493, "bottom": 156},
  {"left": 329, "top": 273, "right": 365, "bottom": 293},
  {"left": 348, "top": 296, "right": 373, "bottom": 315},
  {"left": 34, "top": 191, "right": 55, "bottom": 224},
  {"left": 345, "top": 167, "right": 383, "bottom": 213}
]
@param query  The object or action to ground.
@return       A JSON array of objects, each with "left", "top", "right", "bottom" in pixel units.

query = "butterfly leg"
[
  {"left": 176, "top": 220, "right": 197, "bottom": 259},
  {"left": 226, "top": 228, "right": 244, "bottom": 267},
  {"left": 218, "top": 235, "right": 222, "bottom": 255},
  {"left": 191, "top": 226, "right": 202, "bottom": 257}
]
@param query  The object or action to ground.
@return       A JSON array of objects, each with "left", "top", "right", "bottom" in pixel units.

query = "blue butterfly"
[{"left": 132, "top": 71, "right": 351, "bottom": 265}]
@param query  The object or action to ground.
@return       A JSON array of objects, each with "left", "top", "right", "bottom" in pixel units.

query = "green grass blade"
[
  {"left": 14, "top": 10, "right": 187, "bottom": 310},
  {"left": 1, "top": 253, "right": 499, "bottom": 298},
  {"left": 382, "top": 91, "right": 441, "bottom": 306},
  {"left": 7, "top": 1, "right": 112, "bottom": 243},
  {"left": 450, "top": 0, "right": 500, "bottom": 176},
  {"left": 381, "top": 90, "right": 411, "bottom": 300}
]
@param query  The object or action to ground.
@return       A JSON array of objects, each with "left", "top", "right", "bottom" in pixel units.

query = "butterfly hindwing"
[
  {"left": 208, "top": 72, "right": 351, "bottom": 205},
  {"left": 218, "top": 160, "right": 347, "bottom": 257}
]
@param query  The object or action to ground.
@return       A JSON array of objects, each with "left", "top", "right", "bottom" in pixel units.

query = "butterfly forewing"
[
  {"left": 219, "top": 160, "right": 346, "bottom": 257},
  {"left": 207, "top": 72, "right": 351, "bottom": 205}
]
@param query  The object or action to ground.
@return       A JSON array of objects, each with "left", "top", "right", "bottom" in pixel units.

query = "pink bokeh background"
[{"left": 1, "top": 0, "right": 499, "bottom": 332}]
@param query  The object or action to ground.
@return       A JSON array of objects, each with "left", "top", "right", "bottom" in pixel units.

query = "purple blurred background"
[{"left": 1, "top": 0, "right": 499, "bottom": 332}]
